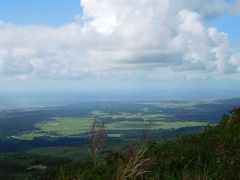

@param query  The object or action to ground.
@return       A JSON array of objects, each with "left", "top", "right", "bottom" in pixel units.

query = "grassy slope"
[
  {"left": 54, "top": 107, "right": 240, "bottom": 180},
  {"left": 1, "top": 107, "right": 239, "bottom": 179},
  {"left": 146, "top": 108, "right": 240, "bottom": 179}
]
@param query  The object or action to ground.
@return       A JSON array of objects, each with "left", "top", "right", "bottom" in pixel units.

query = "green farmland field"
[
  {"left": 15, "top": 116, "right": 208, "bottom": 140},
  {"left": 91, "top": 111, "right": 175, "bottom": 121}
]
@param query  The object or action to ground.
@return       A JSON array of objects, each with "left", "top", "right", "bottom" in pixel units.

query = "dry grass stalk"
[
  {"left": 89, "top": 119, "right": 105, "bottom": 164},
  {"left": 116, "top": 121, "right": 152, "bottom": 180},
  {"left": 116, "top": 142, "right": 150, "bottom": 180},
  {"left": 58, "top": 167, "right": 70, "bottom": 180},
  {"left": 143, "top": 121, "right": 152, "bottom": 143}
]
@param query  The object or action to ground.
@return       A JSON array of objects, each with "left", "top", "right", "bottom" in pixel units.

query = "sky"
[{"left": 0, "top": 0, "right": 240, "bottom": 99}]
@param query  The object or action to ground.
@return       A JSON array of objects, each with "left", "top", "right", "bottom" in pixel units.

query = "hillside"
[
  {"left": 55, "top": 107, "right": 240, "bottom": 179},
  {"left": 0, "top": 107, "right": 239, "bottom": 179}
]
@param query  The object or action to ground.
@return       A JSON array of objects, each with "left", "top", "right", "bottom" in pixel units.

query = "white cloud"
[{"left": 0, "top": 0, "right": 239, "bottom": 81}]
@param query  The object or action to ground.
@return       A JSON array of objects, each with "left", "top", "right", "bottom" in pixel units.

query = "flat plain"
[{"left": 3, "top": 98, "right": 237, "bottom": 140}]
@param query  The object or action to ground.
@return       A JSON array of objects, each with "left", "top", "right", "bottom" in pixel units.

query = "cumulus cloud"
[{"left": 0, "top": 0, "right": 239, "bottom": 81}]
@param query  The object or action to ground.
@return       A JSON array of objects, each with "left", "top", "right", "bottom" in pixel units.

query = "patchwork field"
[
  {"left": 91, "top": 111, "right": 175, "bottom": 120},
  {"left": 15, "top": 116, "right": 208, "bottom": 140},
  {"left": 1, "top": 98, "right": 239, "bottom": 141}
]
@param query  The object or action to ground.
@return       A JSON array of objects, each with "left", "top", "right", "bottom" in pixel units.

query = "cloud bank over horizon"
[{"left": 0, "top": 0, "right": 240, "bottom": 82}]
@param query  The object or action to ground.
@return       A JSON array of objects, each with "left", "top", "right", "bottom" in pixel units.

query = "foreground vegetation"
[
  {"left": 0, "top": 107, "right": 239, "bottom": 179},
  {"left": 55, "top": 107, "right": 240, "bottom": 179}
]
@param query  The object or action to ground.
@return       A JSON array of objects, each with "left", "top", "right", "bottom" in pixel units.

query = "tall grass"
[
  {"left": 89, "top": 120, "right": 105, "bottom": 164},
  {"left": 116, "top": 121, "right": 152, "bottom": 180}
]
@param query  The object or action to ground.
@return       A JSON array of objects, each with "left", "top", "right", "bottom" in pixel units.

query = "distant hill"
[{"left": 216, "top": 97, "right": 240, "bottom": 105}]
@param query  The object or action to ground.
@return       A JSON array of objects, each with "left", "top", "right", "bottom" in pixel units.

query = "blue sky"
[
  {"left": 0, "top": 0, "right": 82, "bottom": 26},
  {"left": 0, "top": 0, "right": 240, "bottom": 99},
  {"left": 208, "top": 14, "right": 240, "bottom": 47}
]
